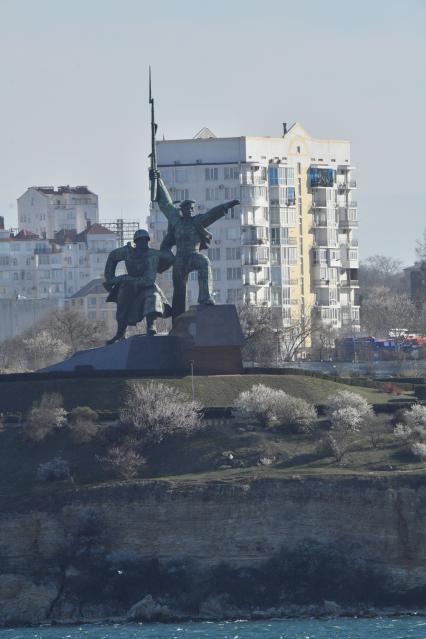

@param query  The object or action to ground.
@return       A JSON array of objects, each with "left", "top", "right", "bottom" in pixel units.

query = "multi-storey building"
[
  {"left": 148, "top": 123, "right": 359, "bottom": 334},
  {"left": 18, "top": 185, "right": 99, "bottom": 238},
  {"left": 64, "top": 278, "right": 116, "bottom": 334},
  {"left": 0, "top": 223, "right": 117, "bottom": 300}
]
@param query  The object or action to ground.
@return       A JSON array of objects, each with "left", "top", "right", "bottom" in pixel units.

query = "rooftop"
[
  {"left": 70, "top": 278, "right": 106, "bottom": 298},
  {"left": 33, "top": 185, "right": 95, "bottom": 196}
]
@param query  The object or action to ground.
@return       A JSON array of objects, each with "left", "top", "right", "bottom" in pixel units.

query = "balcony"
[
  {"left": 242, "top": 236, "right": 268, "bottom": 246},
  {"left": 281, "top": 237, "right": 298, "bottom": 246},
  {"left": 244, "top": 280, "right": 268, "bottom": 287},
  {"left": 341, "top": 249, "right": 359, "bottom": 269},
  {"left": 243, "top": 258, "right": 269, "bottom": 266},
  {"left": 338, "top": 210, "right": 358, "bottom": 228},
  {"left": 337, "top": 180, "right": 357, "bottom": 191}
]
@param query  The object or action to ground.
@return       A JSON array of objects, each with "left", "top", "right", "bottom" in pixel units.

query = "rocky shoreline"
[{"left": 2, "top": 586, "right": 426, "bottom": 629}]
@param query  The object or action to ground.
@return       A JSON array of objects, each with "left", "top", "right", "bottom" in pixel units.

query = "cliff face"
[{"left": 0, "top": 475, "right": 425, "bottom": 625}]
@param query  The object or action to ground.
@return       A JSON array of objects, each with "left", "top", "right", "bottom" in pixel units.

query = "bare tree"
[
  {"left": 277, "top": 312, "right": 320, "bottom": 362},
  {"left": 415, "top": 229, "right": 426, "bottom": 261},
  {"left": 237, "top": 303, "right": 276, "bottom": 365},
  {"left": 359, "top": 255, "right": 404, "bottom": 296},
  {"left": 361, "top": 289, "right": 417, "bottom": 342},
  {"left": 41, "top": 309, "right": 105, "bottom": 353}
]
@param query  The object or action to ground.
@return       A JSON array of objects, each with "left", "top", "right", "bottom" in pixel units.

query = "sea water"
[{"left": 1, "top": 618, "right": 426, "bottom": 639}]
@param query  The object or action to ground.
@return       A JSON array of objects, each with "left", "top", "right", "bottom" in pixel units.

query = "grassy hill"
[{"left": 0, "top": 372, "right": 410, "bottom": 413}]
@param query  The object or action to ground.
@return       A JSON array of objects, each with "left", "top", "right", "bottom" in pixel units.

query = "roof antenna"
[{"left": 282, "top": 122, "right": 287, "bottom": 137}]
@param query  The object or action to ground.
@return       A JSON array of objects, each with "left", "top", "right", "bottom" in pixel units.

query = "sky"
[{"left": 0, "top": 0, "right": 425, "bottom": 265}]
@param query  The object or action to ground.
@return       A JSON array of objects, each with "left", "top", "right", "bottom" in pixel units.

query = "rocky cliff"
[{"left": 1, "top": 474, "right": 425, "bottom": 626}]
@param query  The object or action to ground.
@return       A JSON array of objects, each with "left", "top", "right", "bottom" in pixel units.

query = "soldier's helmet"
[
  {"left": 179, "top": 199, "right": 196, "bottom": 210},
  {"left": 133, "top": 229, "right": 151, "bottom": 242}
]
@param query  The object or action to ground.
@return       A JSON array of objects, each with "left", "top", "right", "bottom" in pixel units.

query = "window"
[
  {"left": 225, "top": 228, "right": 239, "bottom": 241},
  {"left": 88, "top": 311, "right": 97, "bottom": 320},
  {"left": 38, "top": 255, "right": 50, "bottom": 265},
  {"left": 226, "top": 247, "right": 241, "bottom": 261},
  {"left": 0, "top": 257, "right": 10, "bottom": 266},
  {"left": 175, "top": 168, "right": 188, "bottom": 183},
  {"left": 281, "top": 247, "right": 297, "bottom": 265},
  {"left": 205, "top": 167, "right": 218, "bottom": 181},
  {"left": 226, "top": 267, "right": 241, "bottom": 281},
  {"left": 190, "top": 272, "right": 198, "bottom": 281},
  {"left": 227, "top": 288, "right": 242, "bottom": 303},
  {"left": 271, "top": 247, "right": 280, "bottom": 265},
  {"left": 170, "top": 187, "right": 189, "bottom": 201},
  {"left": 89, "top": 296, "right": 97, "bottom": 305},
  {"left": 224, "top": 166, "right": 239, "bottom": 180},
  {"left": 212, "top": 268, "right": 221, "bottom": 282},
  {"left": 206, "top": 187, "right": 220, "bottom": 201},
  {"left": 208, "top": 248, "right": 221, "bottom": 261},
  {"left": 268, "top": 166, "right": 295, "bottom": 186},
  {"left": 282, "top": 287, "right": 291, "bottom": 305},
  {"left": 224, "top": 186, "right": 239, "bottom": 199},
  {"left": 309, "top": 167, "right": 335, "bottom": 188},
  {"left": 271, "top": 267, "right": 280, "bottom": 285},
  {"left": 271, "top": 287, "right": 281, "bottom": 305}
]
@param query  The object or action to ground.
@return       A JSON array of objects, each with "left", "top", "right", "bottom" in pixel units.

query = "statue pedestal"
[
  {"left": 40, "top": 305, "right": 243, "bottom": 375},
  {"left": 170, "top": 304, "right": 244, "bottom": 374}
]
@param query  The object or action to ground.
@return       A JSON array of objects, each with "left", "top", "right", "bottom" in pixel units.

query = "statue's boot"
[
  {"left": 146, "top": 314, "right": 157, "bottom": 336},
  {"left": 106, "top": 322, "right": 127, "bottom": 345}
]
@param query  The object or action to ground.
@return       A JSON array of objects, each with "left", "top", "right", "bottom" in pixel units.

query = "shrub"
[
  {"left": 69, "top": 406, "right": 98, "bottom": 423},
  {"left": 410, "top": 442, "right": 426, "bottom": 461},
  {"left": 325, "top": 390, "right": 372, "bottom": 419},
  {"left": 98, "top": 444, "right": 146, "bottom": 480},
  {"left": 274, "top": 395, "right": 318, "bottom": 434},
  {"left": 394, "top": 404, "right": 426, "bottom": 445},
  {"left": 24, "top": 393, "right": 67, "bottom": 442},
  {"left": 318, "top": 406, "right": 365, "bottom": 463},
  {"left": 233, "top": 384, "right": 281, "bottom": 428},
  {"left": 69, "top": 406, "right": 99, "bottom": 444},
  {"left": 70, "top": 418, "right": 99, "bottom": 444},
  {"left": 37, "top": 457, "right": 70, "bottom": 482},
  {"left": 329, "top": 406, "right": 364, "bottom": 433},
  {"left": 120, "top": 381, "right": 202, "bottom": 444}
]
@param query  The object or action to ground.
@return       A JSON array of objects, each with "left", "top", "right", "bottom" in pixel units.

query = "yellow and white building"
[{"left": 148, "top": 124, "right": 359, "bottom": 336}]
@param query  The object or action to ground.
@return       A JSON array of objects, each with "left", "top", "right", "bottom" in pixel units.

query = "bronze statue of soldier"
[
  {"left": 151, "top": 169, "right": 240, "bottom": 319},
  {"left": 103, "top": 228, "right": 173, "bottom": 344}
]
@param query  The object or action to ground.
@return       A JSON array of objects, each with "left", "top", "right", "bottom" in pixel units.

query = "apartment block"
[
  {"left": 148, "top": 124, "right": 360, "bottom": 333},
  {"left": 18, "top": 185, "right": 99, "bottom": 239},
  {"left": 0, "top": 224, "right": 118, "bottom": 300}
]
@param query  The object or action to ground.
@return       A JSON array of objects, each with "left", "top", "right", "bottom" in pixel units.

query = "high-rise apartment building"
[
  {"left": 148, "top": 123, "right": 359, "bottom": 334},
  {"left": 18, "top": 186, "right": 99, "bottom": 239}
]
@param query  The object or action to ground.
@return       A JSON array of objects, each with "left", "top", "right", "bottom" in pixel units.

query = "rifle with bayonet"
[{"left": 149, "top": 66, "right": 158, "bottom": 203}]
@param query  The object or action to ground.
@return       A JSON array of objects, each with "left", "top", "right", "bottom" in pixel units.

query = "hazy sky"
[{"left": 0, "top": 0, "right": 425, "bottom": 264}]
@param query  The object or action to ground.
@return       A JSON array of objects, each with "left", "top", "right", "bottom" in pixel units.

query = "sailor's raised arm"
[
  {"left": 150, "top": 169, "right": 179, "bottom": 222},
  {"left": 200, "top": 199, "right": 240, "bottom": 227}
]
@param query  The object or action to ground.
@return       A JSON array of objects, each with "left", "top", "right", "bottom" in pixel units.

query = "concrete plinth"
[
  {"left": 40, "top": 334, "right": 188, "bottom": 374},
  {"left": 40, "top": 304, "right": 244, "bottom": 375}
]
